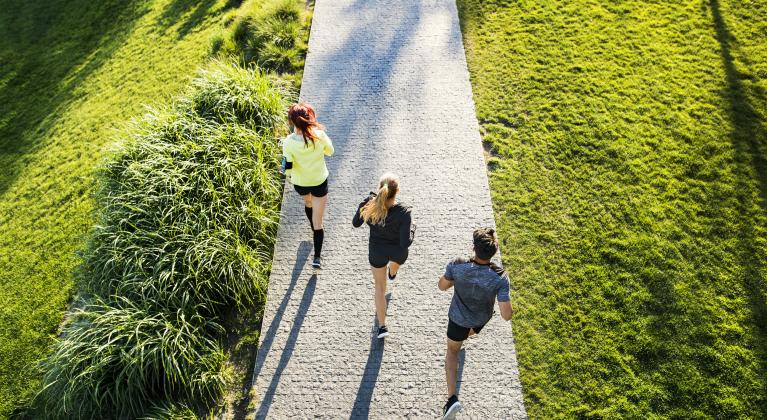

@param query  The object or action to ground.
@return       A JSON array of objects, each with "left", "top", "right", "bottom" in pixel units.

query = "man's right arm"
[
  {"left": 497, "top": 274, "right": 513, "bottom": 320},
  {"left": 498, "top": 300, "right": 513, "bottom": 321},
  {"left": 438, "top": 261, "right": 454, "bottom": 291}
]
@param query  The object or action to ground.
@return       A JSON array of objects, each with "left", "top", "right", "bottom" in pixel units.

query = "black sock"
[
  {"left": 313, "top": 228, "right": 324, "bottom": 258},
  {"left": 304, "top": 206, "right": 314, "bottom": 229}
]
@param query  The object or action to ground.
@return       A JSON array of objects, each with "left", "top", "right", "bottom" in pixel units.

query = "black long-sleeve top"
[{"left": 352, "top": 193, "right": 413, "bottom": 249}]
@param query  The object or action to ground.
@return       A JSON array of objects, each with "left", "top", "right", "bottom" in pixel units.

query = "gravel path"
[{"left": 251, "top": 1, "right": 527, "bottom": 418}]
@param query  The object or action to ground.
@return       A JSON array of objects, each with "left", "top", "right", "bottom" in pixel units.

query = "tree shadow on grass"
[
  {"left": 157, "top": 0, "right": 235, "bottom": 40},
  {"left": 0, "top": 0, "right": 150, "bottom": 196},
  {"left": 0, "top": 0, "right": 234, "bottom": 197},
  {"left": 709, "top": 0, "right": 767, "bottom": 415}
]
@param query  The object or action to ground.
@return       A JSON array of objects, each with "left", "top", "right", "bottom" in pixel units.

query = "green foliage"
[
  {"left": 0, "top": 0, "right": 235, "bottom": 416},
  {"left": 186, "top": 60, "right": 291, "bottom": 128},
  {"left": 457, "top": 0, "right": 767, "bottom": 418},
  {"left": 35, "top": 63, "right": 289, "bottom": 418},
  {"left": 83, "top": 111, "right": 283, "bottom": 311},
  {"left": 140, "top": 402, "right": 199, "bottom": 420},
  {"left": 38, "top": 299, "right": 227, "bottom": 419},
  {"left": 212, "top": 0, "right": 311, "bottom": 88}
]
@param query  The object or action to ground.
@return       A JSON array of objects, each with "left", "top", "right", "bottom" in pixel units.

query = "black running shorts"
[
  {"left": 293, "top": 178, "right": 328, "bottom": 197},
  {"left": 447, "top": 318, "right": 486, "bottom": 342},
  {"left": 368, "top": 244, "right": 408, "bottom": 268}
]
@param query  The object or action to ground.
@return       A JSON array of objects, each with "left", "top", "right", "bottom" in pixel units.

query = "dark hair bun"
[{"left": 473, "top": 227, "right": 498, "bottom": 260}]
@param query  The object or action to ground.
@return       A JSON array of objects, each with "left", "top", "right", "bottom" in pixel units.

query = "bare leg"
[
  {"left": 388, "top": 261, "right": 401, "bottom": 277},
  {"left": 445, "top": 339, "right": 463, "bottom": 397},
  {"left": 311, "top": 194, "right": 327, "bottom": 230},
  {"left": 372, "top": 266, "right": 388, "bottom": 326},
  {"left": 302, "top": 194, "right": 313, "bottom": 208}
]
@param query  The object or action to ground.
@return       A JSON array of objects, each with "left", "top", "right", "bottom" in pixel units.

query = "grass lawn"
[
  {"left": 457, "top": 0, "right": 767, "bottom": 418},
  {"left": 0, "top": 0, "right": 238, "bottom": 415}
]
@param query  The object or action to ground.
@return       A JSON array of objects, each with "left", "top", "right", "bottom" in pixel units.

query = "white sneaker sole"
[
  {"left": 443, "top": 401, "right": 462, "bottom": 419},
  {"left": 377, "top": 331, "right": 389, "bottom": 339}
]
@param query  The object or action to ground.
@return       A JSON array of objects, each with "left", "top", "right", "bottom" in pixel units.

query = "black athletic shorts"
[
  {"left": 293, "top": 178, "right": 328, "bottom": 197},
  {"left": 368, "top": 244, "right": 408, "bottom": 268},
  {"left": 447, "top": 318, "right": 486, "bottom": 342}
]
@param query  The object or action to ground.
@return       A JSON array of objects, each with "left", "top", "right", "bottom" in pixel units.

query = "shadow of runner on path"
[
  {"left": 256, "top": 272, "right": 318, "bottom": 419},
  {"left": 350, "top": 330, "right": 385, "bottom": 419},
  {"left": 350, "top": 292, "right": 391, "bottom": 418},
  {"left": 240, "top": 241, "right": 311, "bottom": 417},
  {"left": 252, "top": 240, "right": 312, "bottom": 383}
]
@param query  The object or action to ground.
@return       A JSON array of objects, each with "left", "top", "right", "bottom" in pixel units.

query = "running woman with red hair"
[{"left": 283, "top": 102, "right": 335, "bottom": 268}]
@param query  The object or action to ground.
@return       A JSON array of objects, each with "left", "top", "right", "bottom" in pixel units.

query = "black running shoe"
[
  {"left": 387, "top": 266, "right": 397, "bottom": 281},
  {"left": 311, "top": 257, "right": 322, "bottom": 269},
  {"left": 377, "top": 326, "right": 389, "bottom": 338},
  {"left": 442, "top": 395, "right": 461, "bottom": 419}
]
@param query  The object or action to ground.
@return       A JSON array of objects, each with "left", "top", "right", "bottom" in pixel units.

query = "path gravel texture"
[{"left": 251, "top": 1, "right": 527, "bottom": 418}]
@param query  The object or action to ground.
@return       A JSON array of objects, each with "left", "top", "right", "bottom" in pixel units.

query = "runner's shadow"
[
  {"left": 349, "top": 292, "right": 392, "bottom": 418},
  {"left": 256, "top": 272, "right": 317, "bottom": 419},
  {"left": 252, "top": 241, "right": 312, "bottom": 383}
]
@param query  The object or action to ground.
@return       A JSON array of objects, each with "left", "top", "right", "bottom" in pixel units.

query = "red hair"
[{"left": 288, "top": 102, "right": 324, "bottom": 147}]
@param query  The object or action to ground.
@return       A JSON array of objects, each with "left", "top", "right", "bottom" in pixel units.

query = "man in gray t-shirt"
[{"left": 438, "top": 228, "right": 513, "bottom": 419}]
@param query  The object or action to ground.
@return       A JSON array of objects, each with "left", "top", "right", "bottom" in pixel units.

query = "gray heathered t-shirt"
[{"left": 445, "top": 257, "right": 510, "bottom": 328}]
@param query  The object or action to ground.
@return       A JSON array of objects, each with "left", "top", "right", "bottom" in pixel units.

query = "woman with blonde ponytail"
[{"left": 353, "top": 173, "right": 414, "bottom": 339}]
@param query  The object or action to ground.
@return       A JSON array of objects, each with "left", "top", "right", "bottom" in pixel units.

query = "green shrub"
[
  {"left": 36, "top": 61, "right": 289, "bottom": 418},
  {"left": 212, "top": 0, "right": 310, "bottom": 84},
  {"left": 83, "top": 111, "right": 282, "bottom": 311},
  {"left": 185, "top": 60, "right": 292, "bottom": 129},
  {"left": 38, "top": 298, "right": 227, "bottom": 419},
  {"left": 256, "top": 41, "right": 299, "bottom": 74}
]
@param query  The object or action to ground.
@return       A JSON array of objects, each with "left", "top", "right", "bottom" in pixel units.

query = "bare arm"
[
  {"left": 438, "top": 275, "right": 453, "bottom": 291},
  {"left": 497, "top": 273, "right": 512, "bottom": 320},
  {"left": 498, "top": 300, "right": 513, "bottom": 321}
]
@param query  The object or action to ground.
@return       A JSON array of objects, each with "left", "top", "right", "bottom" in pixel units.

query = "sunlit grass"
[
  {"left": 458, "top": 0, "right": 767, "bottom": 417},
  {"left": 0, "top": 0, "right": 235, "bottom": 415}
]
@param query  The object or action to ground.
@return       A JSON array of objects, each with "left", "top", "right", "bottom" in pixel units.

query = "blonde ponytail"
[{"left": 361, "top": 173, "right": 400, "bottom": 225}]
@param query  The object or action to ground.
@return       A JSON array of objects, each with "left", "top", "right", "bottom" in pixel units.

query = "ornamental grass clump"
[
  {"left": 37, "top": 62, "right": 289, "bottom": 417},
  {"left": 186, "top": 59, "right": 290, "bottom": 129},
  {"left": 38, "top": 299, "right": 227, "bottom": 419},
  {"left": 212, "top": 0, "right": 309, "bottom": 84},
  {"left": 83, "top": 112, "right": 284, "bottom": 311}
]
